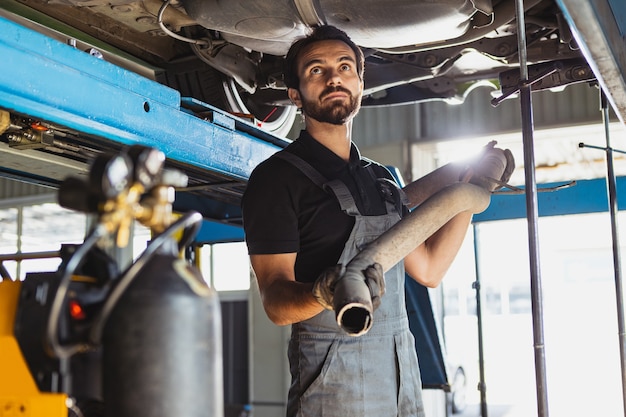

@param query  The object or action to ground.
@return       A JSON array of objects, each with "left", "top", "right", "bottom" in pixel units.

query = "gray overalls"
[{"left": 277, "top": 152, "right": 425, "bottom": 417}]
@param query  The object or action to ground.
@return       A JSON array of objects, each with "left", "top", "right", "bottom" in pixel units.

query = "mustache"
[{"left": 320, "top": 86, "right": 352, "bottom": 99}]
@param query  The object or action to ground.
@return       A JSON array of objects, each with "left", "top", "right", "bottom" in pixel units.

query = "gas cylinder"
[{"left": 102, "top": 239, "right": 223, "bottom": 417}]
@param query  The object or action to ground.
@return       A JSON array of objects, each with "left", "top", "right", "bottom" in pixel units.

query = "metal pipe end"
[{"left": 336, "top": 302, "right": 373, "bottom": 336}]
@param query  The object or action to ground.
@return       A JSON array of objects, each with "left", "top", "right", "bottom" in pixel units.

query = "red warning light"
[
  {"left": 30, "top": 121, "right": 49, "bottom": 131},
  {"left": 69, "top": 300, "right": 86, "bottom": 320}
]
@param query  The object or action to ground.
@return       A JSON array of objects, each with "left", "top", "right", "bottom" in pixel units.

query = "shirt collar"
[{"left": 297, "top": 130, "right": 363, "bottom": 174}]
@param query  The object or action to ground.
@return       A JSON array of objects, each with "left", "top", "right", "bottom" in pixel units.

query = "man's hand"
[
  {"left": 312, "top": 264, "right": 343, "bottom": 310},
  {"left": 462, "top": 141, "right": 515, "bottom": 191},
  {"left": 312, "top": 263, "right": 386, "bottom": 311},
  {"left": 363, "top": 263, "right": 386, "bottom": 310}
]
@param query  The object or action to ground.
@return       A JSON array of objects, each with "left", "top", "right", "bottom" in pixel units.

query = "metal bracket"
[{"left": 491, "top": 61, "right": 564, "bottom": 106}]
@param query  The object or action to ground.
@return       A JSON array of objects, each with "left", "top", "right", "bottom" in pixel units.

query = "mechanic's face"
[{"left": 289, "top": 40, "right": 363, "bottom": 125}]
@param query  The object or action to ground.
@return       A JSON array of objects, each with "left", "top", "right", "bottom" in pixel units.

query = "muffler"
[{"left": 334, "top": 182, "right": 492, "bottom": 336}]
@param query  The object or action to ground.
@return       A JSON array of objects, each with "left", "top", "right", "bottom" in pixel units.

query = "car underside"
[{"left": 0, "top": 0, "right": 594, "bottom": 136}]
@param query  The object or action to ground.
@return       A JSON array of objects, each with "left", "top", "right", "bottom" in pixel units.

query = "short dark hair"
[{"left": 283, "top": 25, "right": 365, "bottom": 90}]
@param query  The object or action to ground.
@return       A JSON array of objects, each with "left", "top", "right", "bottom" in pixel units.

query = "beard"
[{"left": 300, "top": 86, "right": 362, "bottom": 125}]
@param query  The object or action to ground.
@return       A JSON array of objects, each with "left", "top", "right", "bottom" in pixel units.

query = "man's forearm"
[{"left": 260, "top": 279, "right": 324, "bottom": 326}]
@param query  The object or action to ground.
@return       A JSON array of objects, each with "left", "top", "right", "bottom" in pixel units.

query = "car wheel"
[
  {"left": 158, "top": 63, "right": 297, "bottom": 137},
  {"left": 450, "top": 367, "right": 467, "bottom": 414}
]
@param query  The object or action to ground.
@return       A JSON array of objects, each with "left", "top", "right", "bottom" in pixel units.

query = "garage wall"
[
  {"left": 249, "top": 281, "right": 291, "bottom": 417},
  {"left": 350, "top": 81, "right": 622, "bottom": 187},
  {"left": 0, "top": 177, "right": 55, "bottom": 203},
  {"left": 352, "top": 82, "right": 610, "bottom": 150}
]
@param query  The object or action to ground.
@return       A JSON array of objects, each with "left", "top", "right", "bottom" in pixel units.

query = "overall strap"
[
  {"left": 274, "top": 151, "right": 359, "bottom": 216},
  {"left": 362, "top": 159, "right": 409, "bottom": 216}
]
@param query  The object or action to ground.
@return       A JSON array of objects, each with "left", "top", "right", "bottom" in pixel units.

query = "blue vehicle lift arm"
[{"left": 0, "top": 16, "right": 289, "bottom": 242}]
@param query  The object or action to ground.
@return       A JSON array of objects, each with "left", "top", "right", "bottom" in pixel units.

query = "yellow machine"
[{"left": 0, "top": 280, "right": 68, "bottom": 416}]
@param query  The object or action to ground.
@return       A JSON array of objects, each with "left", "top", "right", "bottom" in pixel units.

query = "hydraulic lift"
[{"left": 0, "top": 15, "right": 289, "bottom": 237}]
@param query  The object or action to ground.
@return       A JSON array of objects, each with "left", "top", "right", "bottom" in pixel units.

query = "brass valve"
[{"left": 58, "top": 145, "right": 188, "bottom": 248}]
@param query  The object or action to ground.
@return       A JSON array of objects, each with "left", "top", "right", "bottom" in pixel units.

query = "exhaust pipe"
[{"left": 334, "top": 182, "right": 492, "bottom": 336}]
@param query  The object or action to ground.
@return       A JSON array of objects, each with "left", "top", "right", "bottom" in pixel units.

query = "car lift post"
[
  {"left": 514, "top": 0, "right": 550, "bottom": 416},
  {"left": 471, "top": 225, "right": 488, "bottom": 417},
  {"left": 580, "top": 90, "right": 626, "bottom": 417},
  {"left": 600, "top": 89, "right": 626, "bottom": 417}
]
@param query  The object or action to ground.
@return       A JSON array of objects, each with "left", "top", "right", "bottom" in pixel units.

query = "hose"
[
  {"left": 46, "top": 223, "right": 108, "bottom": 359},
  {"left": 44, "top": 211, "right": 202, "bottom": 358},
  {"left": 158, "top": 0, "right": 210, "bottom": 46}
]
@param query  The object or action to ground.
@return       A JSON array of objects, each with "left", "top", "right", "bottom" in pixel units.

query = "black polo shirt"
[{"left": 241, "top": 131, "right": 395, "bottom": 283}]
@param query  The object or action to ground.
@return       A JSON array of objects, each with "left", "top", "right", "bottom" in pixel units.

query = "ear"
[{"left": 288, "top": 88, "right": 302, "bottom": 109}]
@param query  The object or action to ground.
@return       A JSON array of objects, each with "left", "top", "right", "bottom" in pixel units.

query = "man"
[{"left": 242, "top": 25, "right": 512, "bottom": 417}]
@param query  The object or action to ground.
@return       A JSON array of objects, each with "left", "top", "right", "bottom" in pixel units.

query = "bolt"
[
  {"left": 496, "top": 43, "right": 511, "bottom": 56},
  {"left": 7, "top": 131, "right": 37, "bottom": 143},
  {"left": 572, "top": 66, "right": 588, "bottom": 79},
  {"left": 86, "top": 48, "right": 104, "bottom": 59},
  {"left": 136, "top": 15, "right": 157, "bottom": 25},
  {"left": 423, "top": 54, "right": 437, "bottom": 67}
]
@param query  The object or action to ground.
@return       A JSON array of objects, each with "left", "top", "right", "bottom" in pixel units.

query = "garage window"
[
  {"left": 0, "top": 197, "right": 87, "bottom": 281},
  {"left": 198, "top": 242, "right": 251, "bottom": 293}
]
